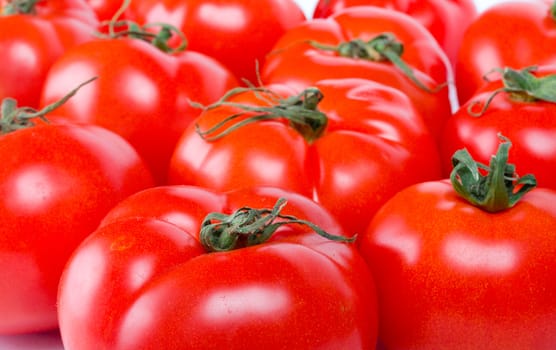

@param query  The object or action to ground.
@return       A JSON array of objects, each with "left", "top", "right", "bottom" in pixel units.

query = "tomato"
[
  {"left": 456, "top": 0, "right": 556, "bottom": 104},
  {"left": 58, "top": 185, "right": 378, "bottom": 349},
  {"left": 441, "top": 65, "right": 556, "bottom": 191},
  {"left": 358, "top": 137, "right": 556, "bottom": 349},
  {"left": 168, "top": 78, "right": 441, "bottom": 236},
  {"left": 312, "top": 0, "right": 477, "bottom": 68},
  {"left": 123, "top": 0, "right": 307, "bottom": 83},
  {"left": 261, "top": 6, "right": 453, "bottom": 140},
  {"left": 39, "top": 32, "right": 238, "bottom": 184},
  {"left": 0, "top": 101, "right": 154, "bottom": 334},
  {"left": 0, "top": 0, "right": 99, "bottom": 108}
]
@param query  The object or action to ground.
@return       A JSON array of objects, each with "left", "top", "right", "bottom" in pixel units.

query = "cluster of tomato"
[{"left": 1, "top": 0, "right": 556, "bottom": 349}]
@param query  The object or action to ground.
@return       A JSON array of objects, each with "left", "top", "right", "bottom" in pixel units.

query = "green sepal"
[
  {"left": 199, "top": 198, "right": 355, "bottom": 253},
  {"left": 0, "top": 77, "right": 97, "bottom": 134},
  {"left": 468, "top": 66, "right": 556, "bottom": 116},
  {"left": 308, "top": 33, "right": 446, "bottom": 93},
  {"left": 194, "top": 86, "right": 328, "bottom": 144},
  {"left": 1, "top": 0, "right": 38, "bottom": 15},
  {"left": 450, "top": 135, "right": 537, "bottom": 212}
]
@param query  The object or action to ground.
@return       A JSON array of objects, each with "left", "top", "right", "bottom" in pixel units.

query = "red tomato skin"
[
  {"left": 0, "top": 123, "right": 154, "bottom": 334},
  {"left": 173, "top": 50, "right": 239, "bottom": 121},
  {"left": 440, "top": 69, "right": 556, "bottom": 191},
  {"left": 312, "top": 0, "right": 477, "bottom": 67},
  {"left": 456, "top": 0, "right": 556, "bottom": 104},
  {"left": 100, "top": 185, "right": 228, "bottom": 235},
  {"left": 58, "top": 185, "right": 378, "bottom": 349},
  {"left": 359, "top": 180, "right": 556, "bottom": 349},
  {"left": 171, "top": 114, "right": 314, "bottom": 197},
  {"left": 39, "top": 38, "right": 238, "bottom": 184},
  {"left": 58, "top": 217, "right": 205, "bottom": 349},
  {"left": 124, "top": 0, "right": 306, "bottom": 83},
  {"left": 0, "top": 0, "right": 98, "bottom": 108},
  {"left": 113, "top": 243, "right": 371, "bottom": 350},
  {"left": 262, "top": 6, "right": 453, "bottom": 139},
  {"left": 99, "top": 185, "right": 351, "bottom": 255},
  {"left": 169, "top": 78, "right": 442, "bottom": 235}
]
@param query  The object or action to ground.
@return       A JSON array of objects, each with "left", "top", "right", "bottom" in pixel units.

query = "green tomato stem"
[
  {"left": 1, "top": 0, "right": 38, "bottom": 15},
  {"left": 97, "top": 0, "right": 187, "bottom": 53},
  {"left": 468, "top": 66, "right": 556, "bottom": 116},
  {"left": 199, "top": 197, "right": 355, "bottom": 253},
  {"left": 194, "top": 86, "right": 328, "bottom": 144},
  {"left": 450, "top": 134, "right": 537, "bottom": 212},
  {"left": 308, "top": 33, "right": 446, "bottom": 93},
  {"left": 0, "top": 77, "right": 97, "bottom": 134}
]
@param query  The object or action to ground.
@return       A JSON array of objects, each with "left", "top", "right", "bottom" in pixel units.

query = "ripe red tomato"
[
  {"left": 168, "top": 78, "right": 442, "bottom": 236},
  {"left": 312, "top": 0, "right": 477, "bottom": 68},
  {"left": 261, "top": 6, "right": 453, "bottom": 140},
  {"left": 359, "top": 138, "right": 556, "bottom": 349},
  {"left": 123, "top": 0, "right": 307, "bottom": 83},
  {"left": 58, "top": 185, "right": 379, "bottom": 349},
  {"left": 456, "top": 0, "right": 556, "bottom": 104},
  {"left": 441, "top": 66, "right": 556, "bottom": 190},
  {"left": 39, "top": 35, "right": 238, "bottom": 184},
  {"left": 0, "top": 0, "right": 99, "bottom": 108},
  {"left": 0, "top": 118, "right": 154, "bottom": 334}
]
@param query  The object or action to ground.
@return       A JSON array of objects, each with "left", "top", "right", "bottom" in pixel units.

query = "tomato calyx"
[
  {"left": 0, "top": 77, "right": 97, "bottom": 134},
  {"left": 194, "top": 86, "right": 328, "bottom": 144},
  {"left": 450, "top": 134, "right": 537, "bottom": 212},
  {"left": 1, "top": 0, "right": 38, "bottom": 15},
  {"left": 97, "top": 0, "right": 187, "bottom": 54},
  {"left": 308, "top": 33, "right": 445, "bottom": 93},
  {"left": 199, "top": 197, "right": 355, "bottom": 252},
  {"left": 98, "top": 20, "right": 187, "bottom": 53},
  {"left": 468, "top": 66, "right": 556, "bottom": 116}
]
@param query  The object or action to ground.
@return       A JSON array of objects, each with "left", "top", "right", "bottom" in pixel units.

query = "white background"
[
  {"left": 295, "top": 0, "right": 507, "bottom": 17},
  {"left": 0, "top": 0, "right": 510, "bottom": 349}
]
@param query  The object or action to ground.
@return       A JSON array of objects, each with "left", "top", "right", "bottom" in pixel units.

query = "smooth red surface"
[{"left": 0, "top": 124, "right": 154, "bottom": 334}]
